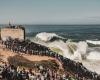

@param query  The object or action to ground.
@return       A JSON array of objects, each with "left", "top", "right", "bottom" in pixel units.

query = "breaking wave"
[
  {"left": 31, "top": 32, "right": 100, "bottom": 61},
  {"left": 48, "top": 41, "right": 88, "bottom": 60},
  {"left": 86, "top": 40, "right": 100, "bottom": 45},
  {"left": 36, "top": 32, "right": 66, "bottom": 42}
]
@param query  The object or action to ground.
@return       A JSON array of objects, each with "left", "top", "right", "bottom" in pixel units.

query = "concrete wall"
[{"left": 1, "top": 28, "right": 25, "bottom": 41}]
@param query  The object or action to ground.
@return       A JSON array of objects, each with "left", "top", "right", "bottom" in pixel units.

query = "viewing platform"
[{"left": 0, "top": 23, "right": 25, "bottom": 41}]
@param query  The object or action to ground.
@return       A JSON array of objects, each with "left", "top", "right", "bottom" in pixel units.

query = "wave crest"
[
  {"left": 36, "top": 32, "right": 65, "bottom": 42},
  {"left": 34, "top": 32, "right": 100, "bottom": 61}
]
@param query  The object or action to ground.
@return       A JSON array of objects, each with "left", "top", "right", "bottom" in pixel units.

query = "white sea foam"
[
  {"left": 73, "top": 41, "right": 88, "bottom": 60},
  {"left": 86, "top": 40, "right": 100, "bottom": 45},
  {"left": 48, "top": 40, "right": 72, "bottom": 58},
  {"left": 35, "top": 32, "right": 100, "bottom": 61},
  {"left": 36, "top": 32, "right": 64, "bottom": 42},
  {"left": 82, "top": 60, "right": 100, "bottom": 74},
  {"left": 48, "top": 40, "right": 88, "bottom": 60},
  {"left": 87, "top": 51, "right": 100, "bottom": 60}
]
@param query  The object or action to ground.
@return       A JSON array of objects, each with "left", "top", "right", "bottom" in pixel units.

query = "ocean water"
[
  {"left": 1, "top": 25, "right": 100, "bottom": 41},
  {"left": 24, "top": 25, "right": 100, "bottom": 41}
]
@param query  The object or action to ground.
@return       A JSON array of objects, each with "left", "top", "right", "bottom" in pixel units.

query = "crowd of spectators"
[
  {"left": 0, "top": 38, "right": 100, "bottom": 80},
  {"left": 5, "top": 23, "right": 25, "bottom": 30},
  {"left": 0, "top": 63, "right": 76, "bottom": 80}
]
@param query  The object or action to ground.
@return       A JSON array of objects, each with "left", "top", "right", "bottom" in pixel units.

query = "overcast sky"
[{"left": 0, "top": 0, "right": 100, "bottom": 24}]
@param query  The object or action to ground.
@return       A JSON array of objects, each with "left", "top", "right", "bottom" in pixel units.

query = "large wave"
[
  {"left": 27, "top": 32, "right": 100, "bottom": 74},
  {"left": 36, "top": 32, "right": 65, "bottom": 42},
  {"left": 31, "top": 32, "right": 100, "bottom": 61},
  {"left": 48, "top": 41, "right": 88, "bottom": 60}
]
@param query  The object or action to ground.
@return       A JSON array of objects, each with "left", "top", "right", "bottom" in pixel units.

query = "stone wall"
[{"left": 1, "top": 28, "right": 25, "bottom": 41}]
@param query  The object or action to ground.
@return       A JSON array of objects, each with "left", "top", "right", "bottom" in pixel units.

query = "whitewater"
[{"left": 27, "top": 32, "right": 100, "bottom": 74}]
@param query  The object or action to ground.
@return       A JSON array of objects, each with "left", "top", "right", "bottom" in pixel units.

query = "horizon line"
[{"left": 0, "top": 23, "right": 100, "bottom": 26}]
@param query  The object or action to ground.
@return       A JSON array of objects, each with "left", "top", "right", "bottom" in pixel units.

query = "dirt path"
[{"left": 0, "top": 44, "right": 63, "bottom": 69}]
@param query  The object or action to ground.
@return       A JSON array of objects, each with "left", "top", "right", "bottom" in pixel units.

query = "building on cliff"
[{"left": 0, "top": 23, "right": 25, "bottom": 41}]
